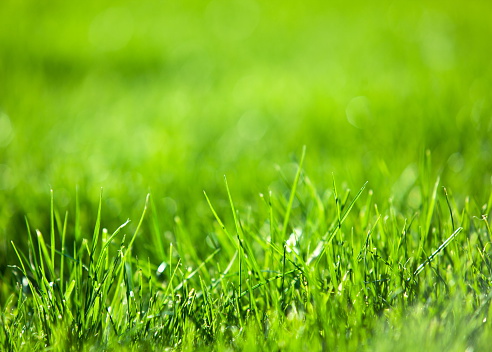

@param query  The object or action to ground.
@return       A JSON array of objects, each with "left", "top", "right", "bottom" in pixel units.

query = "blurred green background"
[{"left": 0, "top": 0, "right": 491, "bottom": 269}]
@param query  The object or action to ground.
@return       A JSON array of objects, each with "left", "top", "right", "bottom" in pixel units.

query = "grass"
[
  {"left": 2, "top": 154, "right": 492, "bottom": 351},
  {"left": 1, "top": 0, "right": 492, "bottom": 350}
]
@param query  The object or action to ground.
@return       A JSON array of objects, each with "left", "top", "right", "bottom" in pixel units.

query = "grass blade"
[
  {"left": 414, "top": 227, "right": 463, "bottom": 277},
  {"left": 280, "top": 145, "right": 306, "bottom": 242}
]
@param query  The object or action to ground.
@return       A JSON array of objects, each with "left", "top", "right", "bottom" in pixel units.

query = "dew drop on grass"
[
  {"left": 286, "top": 227, "right": 302, "bottom": 254},
  {"left": 157, "top": 262, "right": 167, "bottom": 275}
]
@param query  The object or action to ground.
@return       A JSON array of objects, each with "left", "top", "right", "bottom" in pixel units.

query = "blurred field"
[{"left": 0, "top": 0, "right": 491, "bottom": 324}]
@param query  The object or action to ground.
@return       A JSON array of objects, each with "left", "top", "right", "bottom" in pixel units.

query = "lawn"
[{"left": 0, "top": 0, "right": 491, "bottom": 350}]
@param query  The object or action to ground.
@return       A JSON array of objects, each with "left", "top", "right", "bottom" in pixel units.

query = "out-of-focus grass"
[{"left": 0, "top": 0, "right": 491, "bottom": 313}]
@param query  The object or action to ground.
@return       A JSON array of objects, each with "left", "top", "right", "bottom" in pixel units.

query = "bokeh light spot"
[
  {"left": 447, "top": 153, "right": 464, "bottom": 173},
  {"left": 346, "top": 96, "right": 372, "bottom": 129},
  {"left": 237, "top": 110, "right": 268, "bottom": 142}
]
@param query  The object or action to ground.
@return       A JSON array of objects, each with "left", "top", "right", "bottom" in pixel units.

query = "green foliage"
[
  {"left": 2, "top": 164, "right": 492, "bottom": 351},
  {"left": 1, "top": 0, "right": 492, "bottom": 350}
]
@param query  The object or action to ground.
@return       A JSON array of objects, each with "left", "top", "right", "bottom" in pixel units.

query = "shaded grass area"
[{"left": 1, "top": 0, "right": 492, "bottom": 350}]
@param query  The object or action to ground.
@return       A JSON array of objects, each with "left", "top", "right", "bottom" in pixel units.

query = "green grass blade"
[
  {"left": 325, "top": 181, "right": 368, "bottom": 244},
  {"left": 50, "top": 189, "right": 55, "bottom": 274},
  {"left": 90, "top": 188, "right": 104, "bottom": 262},
  {"left": 280, "top": 145, "right": 306, "bottom": 242},
  {"left": 424, "top": 176, "right": 440, "bottom": 237},
  {"left": 127, "top": 193, "right": 150, "bottom": 252},
  {"left": 414, "top": 227, "right": 463, "bottom": 277}
]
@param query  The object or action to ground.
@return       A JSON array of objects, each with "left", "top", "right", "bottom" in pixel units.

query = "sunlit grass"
[
  {"left": 1, "top": 0, "right": 492, "bottom": 350},
  {"left": 3, "top": 155, "right": 492, "bottom": 351}
]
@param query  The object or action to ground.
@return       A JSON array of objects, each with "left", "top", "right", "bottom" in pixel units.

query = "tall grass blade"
[
  {"left": 424, "top": 176, "right": 440, "bottom": 237},
  {"left": 128, "top": 193, "right": 150, "bottom": 252},
  {"left": 326, "top": 181, "right": 368, "bottom": 244},
  {"left": 414, "top": 227, "right": 463, "bottom": 277},
  {"left": 280, "top": 145, "right": 306, "bottom": 242},
  {"left": 50, "top": 189, "right": 55, "bottom": 274}
]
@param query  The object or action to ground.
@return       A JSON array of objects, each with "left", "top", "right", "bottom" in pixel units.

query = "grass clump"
[{"left": 2, "top": 150, "right": 492, "bottom": 351}]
